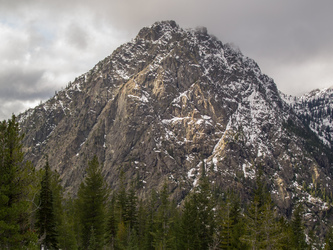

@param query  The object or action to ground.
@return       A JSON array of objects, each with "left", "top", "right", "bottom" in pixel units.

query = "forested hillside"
[{"left": 1, "top": 115, "right": 333, "bottom": 249}]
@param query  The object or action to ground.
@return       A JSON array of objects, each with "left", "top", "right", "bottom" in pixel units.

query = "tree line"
[{"left": 1, "top": 115, "right": 333, "bottom": 249}]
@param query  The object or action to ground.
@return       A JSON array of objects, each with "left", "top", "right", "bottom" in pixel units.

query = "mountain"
[
  {"left": 18, "top": 21, "right": 333, "bottom": 221},
  {"left": 282, "top": 87, "right": 333, "bottom": 149}
]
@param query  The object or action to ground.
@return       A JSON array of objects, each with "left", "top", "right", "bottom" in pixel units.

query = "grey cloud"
[
  {"left": 0, "top": 99, "right": 34, "bottom": 121},
  {"left": 0, "top": 67, "right": 51, "bottom": 101},
  {"left": 65, "top": 22, "right": 89, "bottom": 50}
]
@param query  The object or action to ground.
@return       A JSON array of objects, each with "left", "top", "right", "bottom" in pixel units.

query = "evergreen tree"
[
  {"left": 325, "top": 225, "right": 333, "bottom": 249},
  {"left": 180, "top": 193, "right": 201, "bottom": 249},
  {"left": 195, "top": 163, "right": 215, "bottom": 249},
  {"left": 136, "top": 199, "right": 149, "bottom": 249},
  {"left": 106, "top": 194, "right": 117, "bottom": 249},
  {"left": 217, "top": 197, "right": 234, "bottom": 249},
  {"left": 0, "top": 115, "right": 38, "bottom": 248},
  {"left": 116, "top": 169, "right": 137, "bottom": 226},
  {"left": 290, "top": 203, "right": 307, "bottom": 249},
  {"left": 167, "top": 201, "right": 182, "bottom": 250},
  {"left": 76, "top": 155, "right": 108, "bottom": 249},
  {"left": 127, "top": 228, "right": 139, "bottom": 250},
  {"left": 180, "top": 163, "right": 214, "bottom": 249},
  {"left": 216, "top": 193, "right": 247, "bottom": 249},
  {"left": 35, "top": 158, "right": 58, "bottom": 249},
  {"left": 125, "top": 185, "right": 138, "bottom": 230},
  {"left": 88, "top": 226, "right": 97, "bottom": 250},
  {"left": 228, "top": 195, "right": 247, "bottom": 249},
  {"left": 142, "top": 189, "right": 158, "bottom": 250},
  {"left": 241, "top": 169, "right": 270, "bottom": 249},
  {"left": 151, "top": 182, "right": 174, "bottom": 249},
  {"left": 241, "top": 199, "right": 262, "bottom": 249},
  {"left": 115, "top": 220, "right": 127, "bottom": 249},
  {"left": 58, "top": 197, "right": 78, "bottom": 250},
  {"left": 259, "top": 198, "right": 285, "bottom": 249}
]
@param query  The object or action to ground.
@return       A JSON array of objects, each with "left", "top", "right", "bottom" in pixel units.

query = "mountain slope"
[
  {"left": 282, "top": 87, "right": 333, "bottom": 149},
  {"left": 18, "top": 21, "right": 333, "bottom": 220}
]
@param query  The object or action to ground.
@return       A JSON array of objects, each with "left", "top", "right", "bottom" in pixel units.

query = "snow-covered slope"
[{"left": 281, "top": 87, "right": 333, "bottom": 148}]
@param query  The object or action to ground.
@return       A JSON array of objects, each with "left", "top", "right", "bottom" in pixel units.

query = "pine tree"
[
  {"left": 241, "top": 199, "right": 262, "bottom": 249},
  {"left": 195, "top": 163, "right": 215, "bottom": 249},
  {"left": 48, "top": 170, "right": 78, "bottom": 250},
  {"left": 116, "top": 169, "right": 128, "bottom": 224},
  {"left": 106, "top": 194, "right": 117, "bottom": 249},
  {"left": 290, "top": 203, "right": 307, "bottom": 249},
  {"left": 35, "top": 158, "right": 58, "bottom": 249},
  {"left": 259, "top": 198, "right": 285, "bottom": 249},
  {"left": 180, "top": 163, "right": 215, "bottom": 249},
  {"left": 241, "top": 169, "right": 268, "bottom": 249},
  {"left": 151, "top": 182, "right": 174, "bottom": 249},
  {"left": 325, "top": 225, "right": 333, "bottom": 249},
  {"left": 180, "top": 193, "right": 201, "bottom": 249},
  {"left": 76, "top": 155, "right": 108, "bottom": 249},
  {"left": 124, "top": 185, "right": 138, "bottom": 230},
  {"left": 216, "top": 193, "right": 247, "bottom": 250},
  {"left": 218, "top": 198, "right": 234, "bottom": 249},
  {"left": 58, "top": 197, "right": 78, "bottom": 250},
  {"left": 115, "top": 220, "right": 127, "bottom": 249},
  {"left": 88, "top": 226, "right": 97, "bottom": 250},
  {"left": 0, "top": 115, "right": 38, "bottom": 248},
  {"left": 142, "top": 189, "right": 158, "bottom": 250},
  {"left": 229, "top": 195, "right": 247, "bottom": 249}
]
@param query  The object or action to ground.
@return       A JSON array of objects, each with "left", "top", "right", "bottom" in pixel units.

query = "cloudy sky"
[{"left": 1, "top": 0, "right": 332, "bottom": 120}]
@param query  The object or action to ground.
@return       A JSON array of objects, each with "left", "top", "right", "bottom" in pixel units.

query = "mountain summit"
[{"left": 19, "top": 21, "right": 333, "bottom": 218}]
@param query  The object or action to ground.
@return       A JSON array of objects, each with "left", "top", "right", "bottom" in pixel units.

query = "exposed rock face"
[{"left": 19, "top": 21, "right": 333, "bottom": 220}]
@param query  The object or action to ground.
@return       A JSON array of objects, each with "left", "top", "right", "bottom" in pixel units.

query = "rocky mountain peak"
[
  {"left": 137, "top": 20, "right": 180, "bottom": 41},
  {"left": 18, "top": 22, "right": 333, "bottom": 225}
]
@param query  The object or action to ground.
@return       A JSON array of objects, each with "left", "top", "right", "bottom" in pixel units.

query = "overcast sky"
[{"left": 1, "top": 0, "right": 332, "bottom": 120}]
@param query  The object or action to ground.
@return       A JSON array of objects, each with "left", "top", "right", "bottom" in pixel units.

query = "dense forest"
[{"left": 1, "top": 115, "right": 333, "bottom": 249}]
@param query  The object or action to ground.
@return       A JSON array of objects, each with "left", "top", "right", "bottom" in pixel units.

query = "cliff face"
[{"left": 19, "top": 21, "right": 333, "bottom": 219}]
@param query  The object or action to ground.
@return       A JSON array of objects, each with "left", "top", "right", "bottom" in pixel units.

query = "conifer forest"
[{"left": 1, "top": 115, "right": 333, "bottom": 249}]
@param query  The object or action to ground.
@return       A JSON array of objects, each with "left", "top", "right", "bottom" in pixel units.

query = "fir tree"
[
  {"left": 151, "top": 182, "right": 174, "bottom": 249},
  {"left": 241, "top": 199, "right": 262, "bottom": 249},
  {"left": 106, "top": 194, "right": 117, "bottom": 249},
  {"left": 180, "top": 193, "right": 201, "bottom": 249},
  {"left": 259, "top": 198, "right": 285, "bottom": 249},
  {"left": 216, "top": 193, "right": 247, "bottom": 249},
  {"left": 88, "top": 226, "right": 97, "bottom": 250},
  {"left": 142, "top": 189, "right": 158, "bottom": 250},
  {"left": 218, "top": 198, "right": 234, "bottom": 249},
  {"left": 325, "top": 225, "right": 333, "bottom": 249},
  {"left": 241, "top": 169, "right": 268, "bottom": 249},
  {"left": 0, "top": 115, "right": 38, "bottom": 248},
  {"left": 76, "top": 155, "right": 108, "bottom": 249},
  {"left": 136, "top": 199, "right": 149, "bottom": 249},
  {"left": 180, "top": 163, "right": 215, "bottom": 249},
  {"left": 195, "top": 163, "right": 215, "bottom": 249},
  {"left": 290, "top": 203, "right": 307, "bottom": 249},
  {"left": 124, "top": 185, "right": 138, "bottom": 230},
  {"left": 58, "top": 197, "right": 78, "bottom": 250},
  {"left": 35, "top": 158, "right": 58, "bottom": 249}
]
